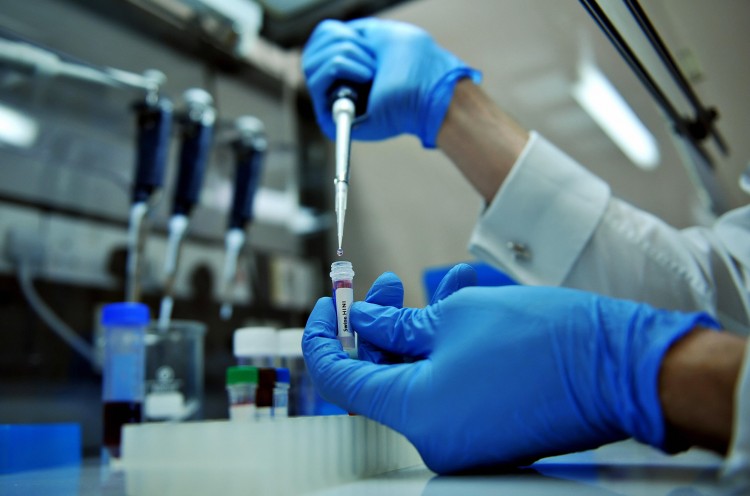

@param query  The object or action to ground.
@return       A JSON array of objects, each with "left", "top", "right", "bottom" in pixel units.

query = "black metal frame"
[{"left": 579, "top": 0, "right": 727, "bottom": 169}]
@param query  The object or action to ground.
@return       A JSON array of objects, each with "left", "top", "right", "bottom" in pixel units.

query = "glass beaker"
[{"left": 144, "top": 320, "right": 206, "bottom": 421}]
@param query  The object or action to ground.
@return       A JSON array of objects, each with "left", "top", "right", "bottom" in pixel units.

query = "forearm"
[
  {"left": 659, "top": 326, "right": 747, "bottom": 453},
  {"left": 436, "top": 80, "right": 529, "bottom": 203}
]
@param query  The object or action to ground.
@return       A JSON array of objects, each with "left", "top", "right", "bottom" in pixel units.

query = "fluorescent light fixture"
[
  {"left": 0, "top": 103, "right": 38, "bottom": 148},
  {"left": 572, "top": 64, "right": 660, "bottom": 169}
]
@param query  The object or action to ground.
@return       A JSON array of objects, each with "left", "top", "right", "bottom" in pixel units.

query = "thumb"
[
  {"left": 351, "top": 302, "right": 436, "bottom": 357},
  {"left": 430, "top": 263, "right": 477, "bottom": 304},
  {"left": 365, "top": 271, "right": 404, "bottom": 308},
  {"left": 359, "top": 271, "right": 405, "bottom": 364}
]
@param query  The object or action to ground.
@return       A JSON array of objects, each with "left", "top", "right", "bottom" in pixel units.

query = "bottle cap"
[
  {"left": 226, "top": 366, "right": 259, "bottom": 386},
  {"left": 277, "top": 328, "right": 304, "bottom": 357},
  {"left": 275, "top": 367, "right": 290, "bottom": 384},
  {"left": 233, "top": 327, "right": 277, "bottom": 358},
  {"left": 101, "top": 302, "right": 150, "bottom": 326}
]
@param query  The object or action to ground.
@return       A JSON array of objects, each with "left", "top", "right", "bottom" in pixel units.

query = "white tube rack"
[{"left": 120, "top": 415, "right": 423, "bottom": 495}]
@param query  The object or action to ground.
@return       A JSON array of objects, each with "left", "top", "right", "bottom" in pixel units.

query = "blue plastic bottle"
[{"left": 101, "top": 302, "right": 149, "bottom": 458}]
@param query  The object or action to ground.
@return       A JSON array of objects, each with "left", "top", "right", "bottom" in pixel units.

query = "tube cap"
[
  {"left": 330, "top": 260, "right": 354, "bottom": 281},
  {"left": 101, "top": 302, "right": 150, "bottom": 326},
  {"left": 275, "top": 367, "right": 290, "bottom": 384},
  {"left": 226, "top": 366, "right": 258, "bottom": 386},
  {"left": 233, "top": 327, "right": 277, "bottom": 358}
]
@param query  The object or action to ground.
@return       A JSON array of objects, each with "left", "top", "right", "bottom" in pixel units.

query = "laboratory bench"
[{"left": 1, "top": 439, "right": 738, "bottom": 496}]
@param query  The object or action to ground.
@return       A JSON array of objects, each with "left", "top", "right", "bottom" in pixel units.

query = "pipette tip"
[{"left": 337, "top": 248, "right": 344, "bottom": 257}]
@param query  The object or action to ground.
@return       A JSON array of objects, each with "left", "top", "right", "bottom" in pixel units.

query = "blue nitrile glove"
[
  {"left": 302, "top": 264, "right": 719, "bottom": 474},
  {"left": 301, "top": 18, "right": 481, "bottom": 148},
  {"left": 357, "top": 265, "right": 477, "bottom": 364}
]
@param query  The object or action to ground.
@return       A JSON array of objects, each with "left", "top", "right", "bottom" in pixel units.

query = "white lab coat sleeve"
[
  {"left": 723, "top": 341, "right": 750, "bottom": 484},
  {"left": 468, "top": 132, "right": 750, "bottom": 333}
]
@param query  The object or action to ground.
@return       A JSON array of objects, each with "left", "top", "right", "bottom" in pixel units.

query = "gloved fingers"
[
  {"left": 306, "top": 56, "right": 374, "bottom": 99},
  {"left": 357, "top": 271, "right": 406, "bottom": 364},
  {"left": 302, "top": 41, "right": 375, "bottom": 81},
  {"left": 356, "top": 340, "right": 405, "bottom": 364},
  {"left": 347, "top": 17, "right": 402, "bottom": 39},
  {"left": 302, "top": 297, "right": 417, "bottom": 421},
  {"left": 303, "top": 19, "right": 364, "bottom": 56},
  {"left": 351, "top": 302, "right": 435, "bottom": 356},
  {"left": 365, "top": 271, "right": 404, "bottom": 308},
  {"left": 430, "top": 263, "right": 477, "bottom": 304},
  {"left": 303, "top": 296, "right": 345, "bottom": 354}
]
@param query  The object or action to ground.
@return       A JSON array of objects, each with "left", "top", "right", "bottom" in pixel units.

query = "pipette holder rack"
[{"left": 120, "top": 415, "right": 423, "bottom": 494}]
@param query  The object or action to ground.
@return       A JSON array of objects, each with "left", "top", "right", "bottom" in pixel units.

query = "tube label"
[{"left": 335, "top": 287, "right": 354, "bottom": 339}]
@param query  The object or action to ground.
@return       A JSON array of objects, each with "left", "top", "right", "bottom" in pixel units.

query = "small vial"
[
  {"left": 273, "top": 367, "right": 290, "bottom": 418},
  {"left": 101, "top": 302, "right": 149, "bottom": 459},
  {"left": 233, "top": 326, "right": 277, "bottom": 367},
  {"left": 330, "top": 261, "right": 355, "bottom": 352},
  {"left": 256, "top": 368, "right": 276, "bottom": 419},
  {"left": 226, "top": 366, "right": 258, "bottom": 421}
]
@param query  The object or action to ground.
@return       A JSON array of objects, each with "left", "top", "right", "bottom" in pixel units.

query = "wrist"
[
  {"left": 659, "top": 326, "right": 746, "bottom": 453},
  {"left": 419, "top": 67, "right": 481, "bottom": 148},
  {"left": 437, "top": 80, "right": 529, "bottom": 203}
]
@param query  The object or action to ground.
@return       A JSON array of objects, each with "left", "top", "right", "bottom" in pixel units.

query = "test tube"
[
  {"left": 330, "top": 261, "right": 355, "bottom": 352},
  {"left": 273, "top": 367, "right": 290, "bottom": 418},
  {"left": 226, "top": 366, "right": 258, "bottom": 421},
  {"left": 101, "top": 302, "right": 149, "bottom": 459},
  {"left": 256, "top": 368, "right": 276, "bottom": 419}
]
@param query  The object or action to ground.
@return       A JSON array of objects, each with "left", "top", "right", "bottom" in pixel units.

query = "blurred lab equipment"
[
  {"left": 273, "top": 367, "right": 290, "bottom": 418},
  {"left": 233, "top": 326, "right": 277, "bottom": 367},
  {"left": 219, "top": 116, "right": 267, "bottom": 320},
  {"left": 226, "top": 365, "right": 258, "bottom": 421},
  {"left": 144, "top": 320, "right": 206, "bottom": 422},
  {"left": 330, "top": 260, "right": 355, "bottom": 352},
  {"left": 0, "top": 423, "right": 81, "bottom": 475},
  {"left": 127, "top": 77, "right": 173, "bottom": 302},
  {"left": 579, "top": 0, "right": 729, "bottom": 215},
  {"left": 0, "top": 37, "right": 163, "bottom": 93},
  {"left": 278, "top": 328, "right": 316, "bottom": 416},
  {"left": 101, "top": 302, "right": 149, "bottom": 459},
  {"left": 255, "top": 367, "right": 276, "bottom": 419},
  {"left": 328, "top": 83, "right": 369, "bottom": 257},
  {"left": 120, "top": 415, "right": 421, "bottom": 495},
  {"left": 158, "top": 88, "right": 216, "bottom": 328}
]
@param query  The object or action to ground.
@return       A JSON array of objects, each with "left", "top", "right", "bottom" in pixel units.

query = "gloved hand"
[
  {"left": 356, "top": 264, "right": 477, "bottom": 364},
  {"left": 301, "top": 18, "right": 481, "bottom": 148},
  {"left": 302, "top": 264, "right": 718, "bottom": 474}
]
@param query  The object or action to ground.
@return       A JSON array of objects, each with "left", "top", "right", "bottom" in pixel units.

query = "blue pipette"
[
  {"left": 219, "top": 116, "right": 267, "bottom": 320},
  {"left": 158, "top": 88, "right": 216, "bottom": 329},
  {"left": 126, "top": 77, "right": 172, "bottom": 302}
]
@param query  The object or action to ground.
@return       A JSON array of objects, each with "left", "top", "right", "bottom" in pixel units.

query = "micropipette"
[
  {"left": 327, "top": 82, "right": 370, "bottom": 257},
  {"left": 158, "top": 88, "right": 216, "bottom": 329},
  {"left": 126, "top": 73, "right": 172, "bottom": 302},
  {"left": 219, "top": 116, "right": 266, "bottom": 320}
]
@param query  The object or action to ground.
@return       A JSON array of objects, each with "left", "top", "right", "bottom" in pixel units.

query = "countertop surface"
[{"left": 1, "top": 439, "right": 743, "bottom": 496}]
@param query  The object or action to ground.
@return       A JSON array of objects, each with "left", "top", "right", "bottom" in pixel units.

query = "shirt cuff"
[{"left": 468, "top": 131, "right": 611, "bottom": 286}]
